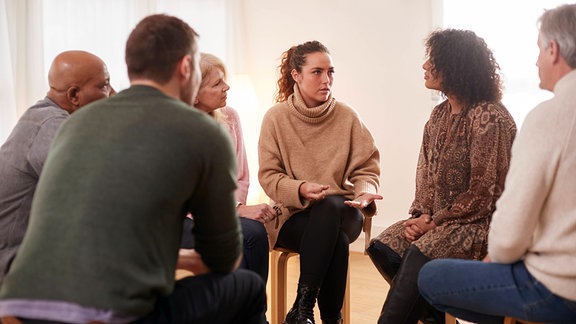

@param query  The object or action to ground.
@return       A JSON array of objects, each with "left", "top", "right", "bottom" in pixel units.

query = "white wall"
[
  {"left": 239, "top": 0, "right": 440, "bottom": 251},
  {"left": 1, "top": 0, "right": 440, "bottom": 252}
]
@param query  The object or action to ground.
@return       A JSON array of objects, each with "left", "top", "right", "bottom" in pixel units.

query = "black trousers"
[
  {"left": 18, "top": 269, "right": 267, "bottom": 324},
  {"left": 276, "top": 195, "right": 363, "bottom": 320},
  {"left": 135, "top": 269, "right": 267, "bottom": 323}
]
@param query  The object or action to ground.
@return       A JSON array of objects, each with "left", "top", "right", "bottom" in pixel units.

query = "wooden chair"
[
  {"left": 268, "top": 201, "right": 373, "bottom": 324},
  {"left": 270, "top": 249, "right": 351, "bottom": 324},
  {"left": 444, "top": 313, "right": 458, "bottom": 324}
]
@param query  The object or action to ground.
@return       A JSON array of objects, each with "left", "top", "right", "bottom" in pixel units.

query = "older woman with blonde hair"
[{"left": 182, "top": 53, "right": 275, "bottom": 282}]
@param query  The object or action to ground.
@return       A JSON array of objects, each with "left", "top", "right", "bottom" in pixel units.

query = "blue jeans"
[
  {"left": 418, "top": 259, "right": 576, "bottom": 324},
  {"left": 239, "top": 217, "right": 269, "bottom": 282},
  {"left": 182, "top": 217, "right": 269, "bottom": 282}
]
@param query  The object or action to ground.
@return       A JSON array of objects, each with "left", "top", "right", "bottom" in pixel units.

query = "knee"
[
  {"left": 341, "top": 212, "right": 362, "bottom": 242},
  {"left": 242, "top": 219, "right": 268, "bottom": 246},
  {"left": 417, "top": 260, "right": 444, "bottom": 299},
  {"left": 366, "top": 240, "right": 402, "bottom": 274},
  {"left": 309, "top": 196, "right": 346, "bottom": 227},
  {"left": 321, "top": 195, "right": 345, "bottom": 206},
  {"left": 253, "top": 221, "right": 267, "bottom": 239}
]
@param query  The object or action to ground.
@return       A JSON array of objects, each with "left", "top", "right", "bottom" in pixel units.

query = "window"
[{"left": 442, "top": 0, "right": 566, "bottom": 127}]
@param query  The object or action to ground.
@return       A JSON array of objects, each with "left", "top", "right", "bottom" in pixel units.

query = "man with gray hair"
[{"left": 417, "top": 3, "right": 576, "bottom": 323}]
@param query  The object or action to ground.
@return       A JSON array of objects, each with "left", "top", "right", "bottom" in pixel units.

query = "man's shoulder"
[
  {"left": 2, "top": 99, "right": 67, "bottom": 147},
  {"left": 22, "top": 99, "right": 68, "bottom": 123}
]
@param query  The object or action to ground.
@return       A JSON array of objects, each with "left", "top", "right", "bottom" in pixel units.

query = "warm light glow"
[
  {"left": 227, "top": 74, "right": 264, "bottom": 204},
  {"left": 228, "top": 74, "right": 258, "bottom": 114}
]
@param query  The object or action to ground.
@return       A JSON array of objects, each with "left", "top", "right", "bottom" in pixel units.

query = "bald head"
[{"left": 47, "top": 50, "right": 112, "bottom": 114}]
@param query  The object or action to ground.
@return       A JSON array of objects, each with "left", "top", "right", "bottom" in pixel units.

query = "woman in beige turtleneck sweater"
[{"left": 258, "top": 40, "right": 382, "bottom": 324}]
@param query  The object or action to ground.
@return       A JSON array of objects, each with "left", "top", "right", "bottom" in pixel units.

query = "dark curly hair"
[
  {"left": 425, "top": 29, "right": 502, "bottom": 107},
  {"left": 275, "top": 40, "right": 330, "bottom": 103}
]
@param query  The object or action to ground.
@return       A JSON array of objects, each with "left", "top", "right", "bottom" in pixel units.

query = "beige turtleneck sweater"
[{"left": 258, "top": 86, "right": 380, "bottom": 249}]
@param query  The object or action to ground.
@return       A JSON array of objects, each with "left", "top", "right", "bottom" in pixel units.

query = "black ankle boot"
[
  {"left": 366, "top": 240, "right": 402, "bottom": 284},
  {"left": 284, "top": 283, "right": 319, "bottom": 324},
  {"left": 377, "top": 245, "right": 431, "bottom": 324},
  {"left": 419, "top": 302, "right": 446, "bottom": 324}
]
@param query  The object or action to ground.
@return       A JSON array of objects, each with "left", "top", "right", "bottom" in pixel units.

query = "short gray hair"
[{"left": 539, "top": 4, "right": 576, "bottom": 68}]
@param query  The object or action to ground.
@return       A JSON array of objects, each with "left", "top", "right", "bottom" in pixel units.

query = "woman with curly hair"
[{"left": 366, "top": 29, "right": 517, "bottom": 324}]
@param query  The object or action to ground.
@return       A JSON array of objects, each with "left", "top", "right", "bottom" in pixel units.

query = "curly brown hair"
[
  {"left": 275, "top": 40, "right": 329, "bottom": 103},
  {"left": 425, "top": 29, "right": 502, "bottom": 107}
]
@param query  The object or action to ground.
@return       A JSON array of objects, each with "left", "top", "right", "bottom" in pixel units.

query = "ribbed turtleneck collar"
[{"left": 287, "top": 84, "right": 336, "bottom": 124}]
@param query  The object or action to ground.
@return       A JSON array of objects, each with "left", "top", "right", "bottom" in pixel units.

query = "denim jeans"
[
  {"left": 182, "top": 217, "right": 269, "bottom": 282},
  {"left": 418, "top": 259, "right": 576, "bottom": 323},
  {"left": 239, "top": 217, "right": 269, "bottom": 282}
]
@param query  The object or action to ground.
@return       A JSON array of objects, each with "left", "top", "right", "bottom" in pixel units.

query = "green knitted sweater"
[{"left": 0, "top": 86, "right": 242, "bottom": 317}]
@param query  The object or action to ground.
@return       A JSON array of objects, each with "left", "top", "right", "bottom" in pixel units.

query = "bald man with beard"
[{"left": 0, "top": 50, "right": 112, "bottom": 286}]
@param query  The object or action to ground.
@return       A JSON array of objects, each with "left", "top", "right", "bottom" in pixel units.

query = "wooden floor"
[
  {"left": 178, "top": 251, "right": 475, "bottom": 323},
  {"left": 265, "top": 251, "right": 389, "bottom": 323}
]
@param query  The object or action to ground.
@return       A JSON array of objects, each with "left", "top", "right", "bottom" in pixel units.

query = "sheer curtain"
[
  {"left": 0, "top": 0, "right": 241, "bottom": 143},
  {"left": 0, "top": 0, "right": 44, "bottom": 142},
  {"left": 0, "top": 0, "right": 18, "bottom": 142}
]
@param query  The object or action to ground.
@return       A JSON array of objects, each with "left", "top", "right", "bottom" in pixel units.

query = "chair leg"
[
  {"left": 444, "top": 313, "right": 457, "bottom": 324},
  {"left": 342, "top": 265, "right": 350, "bottom": 323},
  {"left": 271, "top": 250, "right": 297, "bottom": 324},
  {"left": 270, "top": 250, "right": 280, "bottom": 324},
  {"left": 271, "top": 250, "right": 352, "bottom": 324}
]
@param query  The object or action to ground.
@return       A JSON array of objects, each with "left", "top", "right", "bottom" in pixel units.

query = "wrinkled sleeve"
[
  {"left": 432, "top": 108, "right": 516, "bottom": 225},
  {"left": 489, "top": 108, "right": 554, "bottom": 263},
  {"left": 28, "top": 116, "right": 68, "bottom": 176},
  {"left": 409, "top": 118, "right": 434, "bottom": 217},
  {"left": 258, "top": 110, "right": 307, "bottom": 209},
  {"left": 188, "top": 125, "right": 241, "bottom": 273},
  {"left": 347, "top": 117, "right": 380, "bottom": 216}
]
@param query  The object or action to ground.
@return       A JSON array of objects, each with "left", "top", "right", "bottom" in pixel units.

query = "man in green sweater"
[{"left": 0, "top": 14, "right": 267, "bottom": 324}]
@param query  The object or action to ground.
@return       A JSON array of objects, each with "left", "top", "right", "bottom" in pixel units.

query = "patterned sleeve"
[
  {"left": 432, "top": 103, "right": 516, "bottom": 225},
  {"left": 409, "top": 112, "right": 435, "bottom": 217}
]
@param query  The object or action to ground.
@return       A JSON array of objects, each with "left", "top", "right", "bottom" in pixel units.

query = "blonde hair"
[{"left": 199, "top": 53, "right": 228, "bottom": 123}]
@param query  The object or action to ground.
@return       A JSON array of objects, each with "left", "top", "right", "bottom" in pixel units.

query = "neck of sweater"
[{"left": 287, "top": 84, "right": 336, "bottom": 124}]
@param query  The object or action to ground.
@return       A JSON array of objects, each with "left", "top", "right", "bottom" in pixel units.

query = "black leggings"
[{"left": 276, "top": 195, "right": 363, "bottom": 319}]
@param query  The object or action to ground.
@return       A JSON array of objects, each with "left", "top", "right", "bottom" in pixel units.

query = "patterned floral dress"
[{"left": 374, "top": 100, "right": 517, "bottom": 259}]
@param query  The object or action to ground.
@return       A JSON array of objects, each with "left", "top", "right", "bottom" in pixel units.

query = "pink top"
[{"left": 220, "top": 106, "right": 249, "bottom": 204}]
